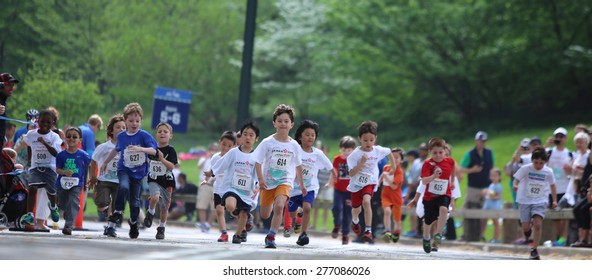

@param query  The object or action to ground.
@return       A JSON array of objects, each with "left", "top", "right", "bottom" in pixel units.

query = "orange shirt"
[{"left": 381, "top": 164, "right": 404, "bottom": 204}]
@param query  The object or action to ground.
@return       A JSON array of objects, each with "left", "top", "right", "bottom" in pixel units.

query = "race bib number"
[
  {"left": 60, "top": 177, "right": 80, "bottom": 190},
  {"left": 34, "top": 148, "right": 51, "bottom": 166},
  {"left": 302, "top": 167, "right": 314, "bottom": 180},
  {"left": 352, "top": 172, "right": 371, "bottom": 186},
  {"left": 232, "top": 173, "right": 252, "bottom": 191},
  {"left": 270, "top": 152, "right": 291, "bottom": 171},
  {"left": 123, "top": 148, "right": 146, "bottom": 168},
  {"left": 149, "top": 161, "right": 166, "bottom": 177},
  {"left": 526, "top": 181, "right": 545, "bottom": 198},
  {"left": 428, "top": 178, "right": 448, "bottom": 195}
]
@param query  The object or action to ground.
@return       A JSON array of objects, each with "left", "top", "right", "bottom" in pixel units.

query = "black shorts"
[
  {"left": 422, "top": 196, "right": 451, "bottom": 225},
  {"left": 214, "top": 193, "right": 223, "bottom": 207},
  {"left": 222, "top": 192, "right": 252, "bottom": 215}
]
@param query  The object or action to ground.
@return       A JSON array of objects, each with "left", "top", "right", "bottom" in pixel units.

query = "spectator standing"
[
  {"left": 0, "top": 73, "right": 19, "bottom": 149},
  {"left": 168, "top": 173, "right": 198, "bottom": 221},
  {"left": 460, "top": 131, "right": 495, "bottom": 241},
  {"left": 546, "top": 127, "right": 573, "bottom": 246},
  {"left": 79, "top": 114, "right": 103, "bottom": 158}
]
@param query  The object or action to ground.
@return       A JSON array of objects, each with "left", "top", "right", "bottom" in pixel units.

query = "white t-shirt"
[
  {"left": 23, "top": 129, "right": 63, "bottom": 172},
  {"left": 93, "top": 141, "right": 120, "bottom": 183},
  {"left": 212, "top": 146, "right": 259, "bottom": 208},
  {"left": 209, "top": 152, "right": 226, "bottom": 195},
  {"left": 514, "top": 163, "right": 555, "bottom": 205},
  {"left": 520, "top": 153, "right": 532, "bottom": 165},
  {"left": 565, "top": 149, "right": 590, "bottom": 205},
  {"left": 252, "top": 135, "right": 302, "bottom": 190},
  {"left": 546, "top": 147, "right": 571, "bottom": 194},
  {"left": 346, "top": 145, "right": 391, "bottom": 192},
  {"left": 198, "top": 156, "right": 212, "bottom": 182},
  {"left": 290, "top": 146, "right": 333, "bottom": 196}
]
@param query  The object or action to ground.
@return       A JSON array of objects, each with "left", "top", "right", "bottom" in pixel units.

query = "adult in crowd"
[
  {"left": 168, "top": 173, "right": 198, "bottom": 221},
  {"left": 0, "top": 73, "right": 19, "bottom": 149},
  {"left": 460, "top": 131, "right": 495, "bottom": 242},
  {"left": 546, "top": 127, "right": 573, "bottom": 246},
  {"left": 78, "top": 114, "right": 103, "bottom": 158}
]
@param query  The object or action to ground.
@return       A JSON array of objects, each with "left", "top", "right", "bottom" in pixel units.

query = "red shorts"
[{"left": 351, "top": 185, "right": 375, "bottom": 208}]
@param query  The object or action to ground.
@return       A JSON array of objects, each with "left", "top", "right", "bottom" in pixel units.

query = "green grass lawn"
[{"left": 82, "top": 123, "right": 585, "bottom": 241}]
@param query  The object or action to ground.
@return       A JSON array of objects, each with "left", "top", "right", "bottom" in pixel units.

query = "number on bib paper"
[
  {"left": 526, "top": 181, "right": 545, "bottom": 198},
  {"left": 149, "top": 161, "right": 166, "bottom": 176},
  {"left": 232, "top": 173, "right": 252, "bottom": 191},
  {"left": 123, "top": 149, "right": 145, "bottom": 168},
  {"left": 35, "top": 150, "right": 51, "bottom": 165},
  {"left": 428, "top": 178, "right": 448, "bottom": 195},
  {"left": 302, "top": 167, "right": 313, "bottom": 180},
  {"left": 60, "top": 177, "right": 80, "bottom": 190},
  {"left": 270, "top": 153, "right": 291, "bottom": 171},
  {"left": 354, "top": 172, "right": 371, "bottom": 185}
]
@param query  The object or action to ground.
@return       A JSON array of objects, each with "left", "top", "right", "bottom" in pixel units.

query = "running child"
[
  {"left": 212, "top": 121, "right": 260, "bottom": 244},
  {"left": 203, "top": 130, "right": 236, "bottom": 242},
  {"left": 55, "top": 127, "right": 91, "bottom": 235},
  {"left": 143, "top": 122, "right": 179, "bottom": 240},
  {"left": 513, "top": 147, "right": 557, "bottom": 260},
  {"left": 253, "top": 104, "right": 306, "bottom": 248},
  {"left": 406, "top": 137, "right": 456, "bottom": 253},
  {"left": 347, "top": 121, "right": 396, "bottom": 243},
  {"left": 287, "top": 120, "right": 333, "bottom": 246},
  {"left": 88, "top": 114, "right": 126, "bottom": 234},
  {"left": 378, "top": 147, "right": 405, "bottom": 243},
  {"left": 21, "top": 109, "right": 63, "bottom": 227},
  {"left": 329, "top": 136, "right": 356, "bottom": 244},
  {"left": 101, "top": 103, "right": 158, "bottom": 238}
]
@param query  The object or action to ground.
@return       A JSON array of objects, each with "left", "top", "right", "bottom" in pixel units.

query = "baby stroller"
[{"left": 0, "top": 150, "right": 29, "bottom": 229}]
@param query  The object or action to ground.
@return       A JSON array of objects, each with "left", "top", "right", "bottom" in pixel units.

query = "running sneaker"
[
  {"left": 423, "top": 238, "right": 432, "bottom": 253},
  {"left": 232, "top": 234, "right": 241, "bottom": 244},
  {"left": 283, "top": 227, "right": 292, "bottom": 238},
  {"left": 156, "top": 226, "right": 165, "bottom": 240},
  {"left": 240, "top": 230, "right": 247, "bottom": 242},
  {"left": 218, "top": 232, "right": 229, "bottom": 242},
  {"left": 382, "top": 231, "right": 393, "bottom": 243},
  {"left": 49, "top": 203, "right": 59, "bottom": 223},
  {"left": 265, "top": 234, "right": 277, "bottom": 249},
  {"left": 62, "top": 226, "right": 72, "bottom": 235},
  {"left": 128, "top": 220, "right": 139, "bottom": 239},
  {"left": 20, "top": 212, "right": 35, "bottom": 227},
  {"left": 553, "top": 238, "right": 566, "bottom": 247},
  {"left": 529, "top": 248, "right": 540, "bottom": 260},
  {"left": 105, "top": 226, "right": 117, "bottom": 238},
  {"left": 331, "top": 227, "right": 340, "bottom": 239},
  {"left": 245, "top": 213, "right": 254, "bottom": 232},
  {"left": 296, "top": 232, "right": 309, "bottom": 246},
  {"left": 434, "top": 233, "right": 442, "bottom": 245},
  {"left": 392, "top": 232, "right": 400, "bottom": 243},
  {"left": 362, "top": 230, "right": 373, "bottom": 243},
  {"left": 108, "top": 212, "right": 122, "bottom": 224},
  {"left": 294, "top": 223, "right": 302, "bottom": 234},
  {"left": 342, "top": 234, "right": 349, "bottom": 245},
  {"left": 351, "top": 222, "right": 361, "bottom": 235},
  {"left": 431, "top": 240, "right": 439, "bottom": 252},
  {"left": 143, "top": 211, "right": 154, "bottom": 228}
]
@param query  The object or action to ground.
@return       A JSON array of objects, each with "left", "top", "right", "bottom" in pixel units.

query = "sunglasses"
[{"left": 65, "top": 135, "right": 79, "bottom": 139}]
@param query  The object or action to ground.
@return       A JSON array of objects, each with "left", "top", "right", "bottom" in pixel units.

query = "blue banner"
[{"left": 152, "top": 87, "right": 192, "bottom": 133}]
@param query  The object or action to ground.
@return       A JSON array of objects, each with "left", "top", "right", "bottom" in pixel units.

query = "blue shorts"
[{"left": 288, "top": 190, "right": 316, "bottom": 212}]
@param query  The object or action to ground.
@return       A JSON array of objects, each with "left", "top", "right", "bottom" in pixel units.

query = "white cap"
[
  {"left": 520, "top": 138, "right": 531, "bottom": 148},
  {"left": 475, "top": 131, "right": 488, "bottom": 141},
  {"left": 553, "top": 127, "right": 568, "bottom": 136}
]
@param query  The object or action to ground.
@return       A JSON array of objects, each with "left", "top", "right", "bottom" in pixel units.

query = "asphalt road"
[{"left": 0, "top": 221, "right": 531, "bottom": 260}]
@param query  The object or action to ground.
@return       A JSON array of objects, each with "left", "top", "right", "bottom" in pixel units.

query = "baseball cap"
[
  {"left": 520, "top": 138, "right": 530, "bottom": 148},
  {"left": 553, "top": 127, "right": 567, "bottom": 136},
  {"left": 530, "top": 137, "right": 542, "bottom": 145},
  {"left": 0, "top": 73, "right": 19, "bottom": 84},
  {"left": 475, "top": 131, "right": 488, "bottom": 141},
  {"left": 418, "top": 143, "right": 428, "bottom": 151}
]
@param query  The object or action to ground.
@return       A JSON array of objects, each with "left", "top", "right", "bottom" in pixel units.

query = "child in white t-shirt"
[{"left": 513, "top": 147, "right": 557, "bottom": 260}]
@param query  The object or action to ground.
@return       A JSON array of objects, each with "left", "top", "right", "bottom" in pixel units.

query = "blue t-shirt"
[
  {"left": 13, "top": 126, "right": 28, "bottom": 143},
  {"left": 55, "top": 149, "right": 91, "bottom": 189},
  {"left": 116, "top": 129, "right": 158, "bottom": 179},
  {"left": 483, "top": 182, "right": 503, "bottom": 210},
  {"left": 79, "top": 123, "right": 96, "bottom": 157}
]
